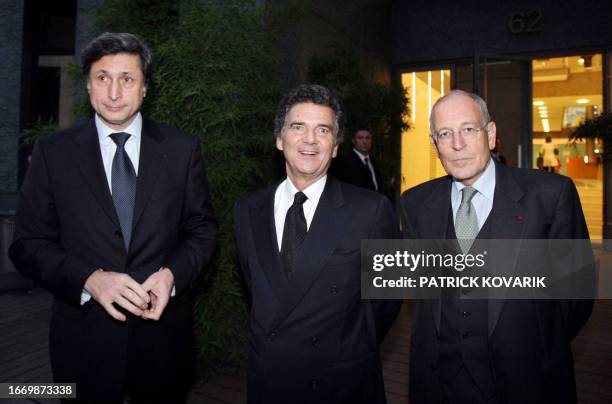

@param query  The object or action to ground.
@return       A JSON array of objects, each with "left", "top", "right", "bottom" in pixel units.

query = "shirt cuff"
[
  {"left": 80, "top": 290, "right": 92, "bottom": 305},
  {"left": 159, "top": 267, "right": 176, "bottom": 297}
]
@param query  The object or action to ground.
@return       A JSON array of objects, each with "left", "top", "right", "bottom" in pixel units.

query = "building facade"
[{"left": 392, "top": 0, "right": 612, "bottom": 240}]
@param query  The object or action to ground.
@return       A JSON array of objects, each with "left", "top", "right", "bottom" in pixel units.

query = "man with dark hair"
[
  {"left": 9, "top": 32, "right": 218, "bottom": 404},
  {"left": 331, "top": 129, "right": 383, "bottom": 193},
  {"left": 234, "top": 84, "right": 401, "bottom": 403},
  {"left": 401, "top": 89, "right": 593, "bottom": 403}
]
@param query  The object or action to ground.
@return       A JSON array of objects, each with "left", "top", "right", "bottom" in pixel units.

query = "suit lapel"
[
  {"left": 72, "top": 119, "right": 120, "bottom": 227},
  {"left": 131, "top": 118, "right": 167, "bottom": 231},
  {"left": 351, "top": 151, "right": 376, "bottom": 189},
  {"left": 415, "top": 177, "right": 453, "bottom": 333},
  {"left": 250, "top": 183, "right": 287, "bottom": 299},
  {"left": 270, "top": 177, "right": 348, "bottom": 330},
  {"left": 487, "top": 161, "right": 526, "bottom": 336}
]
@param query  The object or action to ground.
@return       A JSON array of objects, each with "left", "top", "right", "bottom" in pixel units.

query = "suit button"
[
  {"left": 462, "top": 311, "right": 471, "bottom": 317},
  {"left": 311, "top": 337, "right": 319, "bottom": 346},
  {"left": 461, "top": 332, "right": 470, "bottom": 339},
  {"left": 310, "top": 379, "right": 318, "bottom": 390},
  {"left": 114, "top": 230, "right": 122, "bottom": 238},
  {"left": 268, "top": 332, "right": 277, "bottom": 341},
  {"left": 330, "top": 285, "right": 338, "bottom": 294}
]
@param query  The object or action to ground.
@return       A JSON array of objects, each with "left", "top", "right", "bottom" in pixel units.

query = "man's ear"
[
  {"left": 486, "top": 121, "right": 497, "bottom": 150},
  {"left": 332, "top": 144, "right": 338, "bottom": 158},
  {"left": 275, "top": 135, "right": 283, "bottom": 151}
]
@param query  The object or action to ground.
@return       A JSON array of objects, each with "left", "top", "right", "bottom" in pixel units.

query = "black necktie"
[
  {"left": 364, "top": 157, "right": 378, "bottom": 190},
  {"left": 280, "top": 192, "right": 308, "bottom": 275},
  {"left": 110, "top": 132, "right": 137, "bottom": 250}
]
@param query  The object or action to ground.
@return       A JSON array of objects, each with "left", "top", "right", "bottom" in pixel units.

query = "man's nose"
[
  {"left": 108, "top": 79, "right": 121, "bottom": 101},
  {"left": 451, "top": 132, "right": 466, "bottom": 150},
  {"left": 304, "top": 129, "right": 316, "bottom": 143}
]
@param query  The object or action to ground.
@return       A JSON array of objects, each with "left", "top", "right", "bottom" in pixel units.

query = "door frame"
[{"left": 468, "top": 53, "right": 533, "bottom": 168}]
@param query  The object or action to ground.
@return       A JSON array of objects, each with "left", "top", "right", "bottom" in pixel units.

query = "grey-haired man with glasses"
[{"left": 401, "top": 89, "right": 593, "bottom": 403}]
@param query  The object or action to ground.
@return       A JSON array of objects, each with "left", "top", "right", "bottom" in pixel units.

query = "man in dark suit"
[
  {"left": 331, "top": 129, "right": 382, "bottom": 192},
  {"left": 234, "top": 84, "right": 401, "bottom": 403},
  {"left": 9, "top": 32, "right": 218, "bottom": 404},
  {"left": 401, "top": 90, "right": 593, "bottom": 403}
]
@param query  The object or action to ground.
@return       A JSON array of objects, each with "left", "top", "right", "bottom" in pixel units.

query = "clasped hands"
[{"left": 84, "top": 268, "right": 175, "bottom": 322}]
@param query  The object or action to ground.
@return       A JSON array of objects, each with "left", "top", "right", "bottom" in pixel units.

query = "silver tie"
[{"left": 455, "top": 186, "right": 479, "bottom": 253}]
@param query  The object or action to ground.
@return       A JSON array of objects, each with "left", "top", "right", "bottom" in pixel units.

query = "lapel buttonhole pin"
[{"left": 515, "top": 214, "right": 524, "bottom": 221}]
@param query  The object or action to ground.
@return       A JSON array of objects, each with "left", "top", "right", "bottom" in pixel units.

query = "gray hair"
[
  {"left": 429, "top": 89, "right": 491, "bottom": 135},
  {"left": 274, "top": 84, "right": 343, "bottom": 144}
]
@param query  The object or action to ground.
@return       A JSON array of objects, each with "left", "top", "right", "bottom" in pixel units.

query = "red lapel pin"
[{"left": 515, "top": 214, "right": 524, "bottom": 221}]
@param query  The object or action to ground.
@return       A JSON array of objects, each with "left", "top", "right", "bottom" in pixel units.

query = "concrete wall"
[{"left": 0, "top": 0, "right": 24, "bottom": 201}]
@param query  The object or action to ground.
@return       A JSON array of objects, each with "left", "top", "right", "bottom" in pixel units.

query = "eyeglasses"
[{"left": 433, "top": 124, "right": 488, "bottom": 144}]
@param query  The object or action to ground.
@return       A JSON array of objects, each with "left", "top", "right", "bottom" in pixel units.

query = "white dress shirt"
[
  {"left": 451, "top": 158, "right": 496, "bottom": 231},
  {"left": 83, "top": 113, "right": 174, "bottom": 304},
  {"left": 95, "top": 113, "right": 142, "bottom": 192},
  {"left": 274, "top": 175, "right": 327, "bottom": 251}
]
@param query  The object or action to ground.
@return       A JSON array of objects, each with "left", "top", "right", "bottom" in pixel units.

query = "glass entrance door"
[
  {"left": 400, "top": 54, "right": 604, "bottom": 240},
  {"left": 454, "top": 54, "right": 532, "bottom": 168},
  {"left": 532, "top": 54, "right": 604, "bottom": 240}
]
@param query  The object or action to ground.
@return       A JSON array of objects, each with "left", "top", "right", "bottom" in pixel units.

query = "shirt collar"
[
  {"left": 453, "top": 157, "right": 496, "bottom": 201},
  {"left": 284, "top": 175, "right": 327, "bottom": 205},
  {"left": 353, "top": 148, "right": 369, "bottom": 161},
  {"left": 95, "top": 112, "right": 143, "bottom": 143}
]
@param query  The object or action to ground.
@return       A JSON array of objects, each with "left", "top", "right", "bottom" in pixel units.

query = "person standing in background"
[{"left": 331, "top": 129, "right": 383, "bottom": 193}]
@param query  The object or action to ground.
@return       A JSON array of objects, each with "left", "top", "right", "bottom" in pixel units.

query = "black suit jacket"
[
  {"left": 9, "top": 117, "right": 218, "bottom": 400},
  {"left": 331, "top": 150, "right": 382, "bottom": 193},
  {"left": 234, "top": 177, "right": 401, "bottom": 404},
  {"left": 401, "top": 160, "right": 594, "bottom": 404}
]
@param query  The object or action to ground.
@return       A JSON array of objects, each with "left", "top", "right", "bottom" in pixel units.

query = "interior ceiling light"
[
  {"left": 533, "top": 101, "right": 545, "bottom": 106},
  {"left": 577, "top": 98, "right": 589, "bottom": 104},
  {"left": 578, "top": 58, "right": 585, "bottom": 65},
  {"left": 538, "top": 106, "right": 548, "bottom": 111},
  {"left": 539, "top": 113, "right": 549, "bottom": 118}
]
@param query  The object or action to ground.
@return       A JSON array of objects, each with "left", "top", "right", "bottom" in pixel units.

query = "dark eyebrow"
[{"left": 92, "top": 69, "right": 135, "bottom": 76}]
